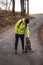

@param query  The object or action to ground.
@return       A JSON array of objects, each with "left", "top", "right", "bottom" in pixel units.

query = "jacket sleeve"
[{"left": 25, "top": 24, "right": 30, "bottom": 37}]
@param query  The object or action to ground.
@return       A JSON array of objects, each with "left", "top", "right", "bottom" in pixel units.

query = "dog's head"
[{"left": 26, "top": 37, "right": 30, "bottom": 44}]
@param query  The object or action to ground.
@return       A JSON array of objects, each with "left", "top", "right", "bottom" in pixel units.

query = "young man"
[{"left": 14, "top": 18, "right": 30, "bottom": 54}]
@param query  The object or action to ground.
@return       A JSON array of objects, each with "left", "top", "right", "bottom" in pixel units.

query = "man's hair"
[{"left": 25, "top": 18, "right": 29, "bottom": 23}]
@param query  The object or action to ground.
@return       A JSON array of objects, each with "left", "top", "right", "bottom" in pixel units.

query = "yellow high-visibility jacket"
[{"left": 14, "top": 18, "right": 30, "bottom": 37}]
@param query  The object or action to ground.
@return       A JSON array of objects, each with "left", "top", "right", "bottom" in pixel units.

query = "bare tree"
[
  {"left": 20, "top": 0, "right": 25, "bottom": 15},
  {"left": 24, "top": 0, "right": 26, "bottom": 13},
  {"left": 27, "top": 0, "right": 29, "bottom": 14},
  {"left": 12, "top": 0, "right": 15, "bottom": 13},
  {"left": 8, "top": 0, "right": 12, "bottom": 10},
  {"left": 5, "top": 0, "right": 8, "bottom": 10}
]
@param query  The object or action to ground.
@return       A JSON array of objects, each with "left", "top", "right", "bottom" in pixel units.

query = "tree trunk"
[
  {"left": 6, "top": 0, "right": 8, "bottom": 10},
  {"left": 12, "top": 0, "right": 15, "bottom": 13},
  {"left": 20, "top": 0, "right": 25, "bottom": 15},
  {"left": 24, "top": 0, "right": 26, "bottom": 13},
  {"left": 27, "top": 0, "right": 29, "bottom": 14}
]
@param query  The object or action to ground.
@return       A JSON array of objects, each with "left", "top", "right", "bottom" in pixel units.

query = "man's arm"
[{"left": 25, "top": 24, "right": 30, "bottom": 37}]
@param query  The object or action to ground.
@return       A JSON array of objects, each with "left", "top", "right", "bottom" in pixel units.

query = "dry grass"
[
  {"left": 29, "top": 14, "right": 43, "bottom": 16},
  {"left": 0, "top": 10, "right": 35, "bottom": 34},
  {"left": 38, "top": 25, "right": 43, "bottom": 43},
  {"left": 0, "top": 10, "right": 43, "bottom": 43}
]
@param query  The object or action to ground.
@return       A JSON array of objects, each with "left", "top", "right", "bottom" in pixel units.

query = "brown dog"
[{"left": 25, "top": 37, "right": 32, "bottom": 53}]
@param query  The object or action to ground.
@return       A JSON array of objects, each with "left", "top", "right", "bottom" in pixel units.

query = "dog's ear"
[
  {"left": 26, "top": 38, "right": 28, "bottom": 42},
  {"left": 26, "top": 37, "right": 30, "bottom": 43},
  {"left": 26, "top": 37, "right": 27, "bottom": 40},
  {"left": 26, "top": 37, "right": 29, "bottom": 40}
]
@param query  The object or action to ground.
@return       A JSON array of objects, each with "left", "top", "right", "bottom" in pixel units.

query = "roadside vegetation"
[
  {"left": 0, "top": 10, "right": 43, "bottom": 43},
  {"left": 0, "top": 10, "right": 35, "bottom": 34},
  {"left": 38, "top": 25, "right": 43, "bottom": 43}
]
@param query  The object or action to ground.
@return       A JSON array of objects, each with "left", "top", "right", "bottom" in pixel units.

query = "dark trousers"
[{"left": 15, "top": 34, "right": 24, "bottom": 51}]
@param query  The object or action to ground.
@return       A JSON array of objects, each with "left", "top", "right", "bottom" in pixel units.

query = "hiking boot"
[
  {"left": 29, "top": 49, "right": 34, "bottom": 53},
  {"left": 14, "top": 50, "right": 17, "bottom": 54},
  {"left": 25, "top": 51, "right": 28, "bottom": 53},
  {"left": 30, "top": 50, "right": 34, "bottom": 52},
  {"left": 22, "top": 50, "right": 25, "bottom": 54}
]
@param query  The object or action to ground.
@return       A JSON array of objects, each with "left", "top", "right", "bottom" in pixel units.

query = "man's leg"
[
  {"left": 15, "top": 34, "right": 19, "bottom": 54},
  {"left": 20, "top": 35, "right": 25, "bottom": 53}
]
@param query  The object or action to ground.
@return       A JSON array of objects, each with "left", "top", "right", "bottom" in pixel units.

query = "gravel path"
[{"left": 0, "top": 16, "right": 43, "bottom": 65}]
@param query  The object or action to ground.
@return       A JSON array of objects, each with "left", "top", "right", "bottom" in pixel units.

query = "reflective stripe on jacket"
[{"left": 14, "top": 18, "right": 30, "bottom": 37}]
